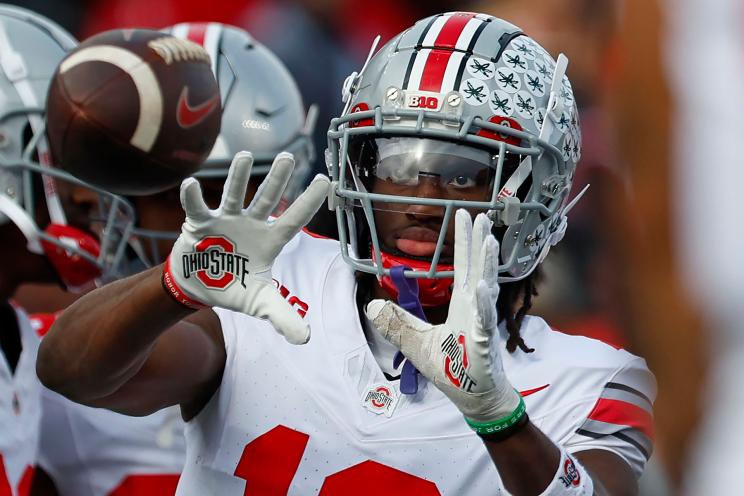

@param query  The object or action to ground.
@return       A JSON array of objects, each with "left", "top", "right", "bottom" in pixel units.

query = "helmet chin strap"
[{"left": 373, "top": 247, "right": 454, "bottom": 306}]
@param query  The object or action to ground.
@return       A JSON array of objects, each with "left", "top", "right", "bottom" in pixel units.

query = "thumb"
[
  {"left": 365, "top": 299, "right": 430, "bottom": 349},
  {"left": 252, "top": 284, "right": 311, "bottom": 345}
]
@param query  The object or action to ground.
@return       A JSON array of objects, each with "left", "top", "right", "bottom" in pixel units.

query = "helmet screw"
[
  {"left": 386, "top": 87, "right": 399, "bottom": 101},
  {"left": 6, "top": 186, "right": 15, "bottom": 198},
  {"left": 447, "top": 94, "right": 461, "bottom": 107}
]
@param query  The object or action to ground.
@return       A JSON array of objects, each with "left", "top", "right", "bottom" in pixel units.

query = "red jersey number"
[
  {"left": 234, "top": 425, "right": 440, "bottom": 495},
  {"left": 108, "top": 474, "right": 180, "bottom": 496},
  {"left": 0, "top": 455, "right": 33, "bottom": 496}
]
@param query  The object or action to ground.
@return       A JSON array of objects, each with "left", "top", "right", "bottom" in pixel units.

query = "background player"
[
  {"left": 29, "top": 21, "right": 316, "bottom": 496},
  {"left": 0, "top": 5, "right": 135, "bottom": 495},
  {"left": 38, "top": 12, "right": 655, "bottom": 495}
]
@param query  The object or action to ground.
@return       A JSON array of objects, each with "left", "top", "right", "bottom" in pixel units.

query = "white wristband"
[{"left": 537, "top": 447, "right": 594, "bottom": 496}]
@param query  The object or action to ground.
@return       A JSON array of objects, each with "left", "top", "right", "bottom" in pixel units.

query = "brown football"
[{"left": 46, "top": 28, "right": 221, "bottom": 195}]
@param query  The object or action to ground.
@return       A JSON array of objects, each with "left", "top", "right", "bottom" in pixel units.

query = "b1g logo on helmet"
[
  {"left": 182, "top": 236, "right": 251, "bottom": 289},
  {"left": 405, "top": 91, "right": 443, "bottom": 111},
  {"left": 441, "top": 333, "right": 477, "bottom": 392}
]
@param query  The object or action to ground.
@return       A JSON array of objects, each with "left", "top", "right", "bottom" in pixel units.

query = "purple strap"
[{"left": 389, "top": 265, "right": 425, "bottom": 394}]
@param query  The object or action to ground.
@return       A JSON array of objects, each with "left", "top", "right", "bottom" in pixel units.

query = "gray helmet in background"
[
  {"left": 0, "top": 4, "right": 135, "bottom": 290},
  {"left": 126, "top": 22, "right": 317, "bottom": 269},
  {"left": 328, "top": 12, "right": 583, "bottom": 286},
  {"left": 165, "top": 22, "right": 316, "bottom": 202}
]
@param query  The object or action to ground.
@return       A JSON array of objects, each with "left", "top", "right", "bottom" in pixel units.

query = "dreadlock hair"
[{"left": 496, "top": 266, "right": 541, "bottom": 354}]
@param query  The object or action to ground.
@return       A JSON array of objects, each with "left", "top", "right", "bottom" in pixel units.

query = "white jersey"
[
  {"left": 177, "top": 232, "right": 656, "bottom": 495},
  {"left": 0, "top": 305, "right": 41, "bottom": 496},
  {"left": 30, "top": 315, "right": 187, "bottom": 496}
]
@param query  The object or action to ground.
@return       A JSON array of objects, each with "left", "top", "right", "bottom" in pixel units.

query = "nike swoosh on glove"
[
  {"left": 366, "top": 210, "right": 522, "bottom": 425},
  {"left": 163, "top": 151, "right": 330, "bottom": 345}
]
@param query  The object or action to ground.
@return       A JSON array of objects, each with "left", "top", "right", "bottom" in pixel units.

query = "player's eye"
[{"left": 447, "top": 175, "right": 476, "bottom": 189}]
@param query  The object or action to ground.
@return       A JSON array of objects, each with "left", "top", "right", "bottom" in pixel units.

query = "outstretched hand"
[
  {"left": 163, "top": 151, "right": 330, "bottom": 345},
  {"left": 366, "top": 210, "right": 523, "bottom": 428}
]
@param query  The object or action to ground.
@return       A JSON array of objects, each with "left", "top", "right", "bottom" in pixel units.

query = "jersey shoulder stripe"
[{"left": 575, "top": 358, "right": 656, "bottom": 460}]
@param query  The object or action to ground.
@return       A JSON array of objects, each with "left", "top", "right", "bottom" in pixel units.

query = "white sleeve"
[
  {"left": 561, "top": 357, "right": 657, "bottom": 478},
  {"left": 37, "top": 388, "right": 82, "bottom": 485}
]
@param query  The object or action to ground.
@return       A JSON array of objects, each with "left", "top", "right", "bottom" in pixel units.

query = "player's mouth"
[{"left": 395, "top": 226, "right": 452, "bottom": 258}]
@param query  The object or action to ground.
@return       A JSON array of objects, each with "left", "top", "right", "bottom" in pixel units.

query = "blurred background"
[{"left": 8, "top": 0, "right": 744, "bottom": 494}]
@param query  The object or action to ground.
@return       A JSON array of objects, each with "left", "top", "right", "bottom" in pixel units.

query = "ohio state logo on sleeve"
[
  {"left": 182, "top": 236, "right": 251, "bottom": 289},
  {"left": 559, "top": 457, "right": 581, "bottom": 487},
  {"left": 441, "top": 333, "right": 477, "bottom": 392}
]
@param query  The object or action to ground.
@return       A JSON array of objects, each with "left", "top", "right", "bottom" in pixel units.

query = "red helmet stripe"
[
  {"left": 419, "top": 49, "right": 453, "bottom": 92},
  {"left": 433, "top": 12, "right": 476, "bottom": 48},
  {"left": 186, "top": 23, "right": 208, "bottom": 46},
  {"left": 417, "top": 13, "right": 478, "bottom": 92}
]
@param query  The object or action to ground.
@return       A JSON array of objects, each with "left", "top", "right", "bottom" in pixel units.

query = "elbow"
[
  {"left": 36, "top": 320, "right": 89, "bottom": 402},
  {"left": 36, "top": 333, "right": 72, "bottom": 395},
  {"left": 36, "top": 342, "right": 97, "bottom": 404}
]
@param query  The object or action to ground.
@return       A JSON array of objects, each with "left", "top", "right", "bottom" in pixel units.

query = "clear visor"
[{"left": 352, "top": 137, "right": 522, "bottom": 206}]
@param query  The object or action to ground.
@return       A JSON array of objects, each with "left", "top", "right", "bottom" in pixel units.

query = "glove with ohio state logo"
[
  {"left": 163, "top": 151, "right": 330, "bottom": 345},
  {"left": 366, "top": 210, "right": 525, "bottom": 434}
]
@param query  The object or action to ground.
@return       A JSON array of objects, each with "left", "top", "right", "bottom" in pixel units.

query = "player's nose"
[{"left": 405, "top": 176, "right": 446, "bottom": 220}]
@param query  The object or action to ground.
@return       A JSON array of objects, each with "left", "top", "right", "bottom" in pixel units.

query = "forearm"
[
  {"left": 37, "top": 264, "right": 192, "bottom": 401},
  {"left": 482, "top": 421, "right": 561, "bottom": 495}
]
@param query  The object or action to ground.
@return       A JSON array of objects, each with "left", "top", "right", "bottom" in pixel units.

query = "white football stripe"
[
  {"left": 61, "top": 45, "right": 163, "bottom": 153},
  {"left": 422, "top": 15, "right": 448, "bottom": 46},
  {"left": 407, "top": 48, "right": 430, "bottom": 91},
  {"left": 170, "top": 23, "right": 189, "bottom": 39},
  {"left": 441, "top": 51, "right": 465, "bottom": 92},
  {"left": 455, "top": 18, "right": 481, "bottom": 51}
]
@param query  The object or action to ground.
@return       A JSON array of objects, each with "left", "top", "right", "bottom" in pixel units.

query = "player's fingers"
[
  {"left": 273, "top": 174, "right": 330, "bottom": 242},
  {"left": 475, "top": 280, "right": 497, "bottom": 338},
  {"left": 365, "top": 299, "right": 430, "bottom": 350},
  {"left": 247, "top": 152, "right": 294, "bottom": 221},
  {"left": 479, "top": 235, "right": 500, "bottom": 300},
  {"left": 255, "top": 285, "right": 311, "bottom": 345},
  {"left": 453, "top": 209, "right": 473, "bottom": 289},
  {"left": 180, "top": 177, "right": 210, "bottom": 222},
  {"left": 469, "top": 213, "right": 493, "bottom": 288},
  {"left": 220, "top": 151, "right": 254, "bottom": 214}
]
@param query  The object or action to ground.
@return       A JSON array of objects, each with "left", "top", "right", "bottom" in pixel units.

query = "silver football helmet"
[
  {"left": 129, "top": 22, "right": 317, "bottom": 267},
  {"left": 0, "top": 5, "right": 135, "bottom": 290},
  {"left": 328, "top": 12, "right": 584, "bottom": 288}
]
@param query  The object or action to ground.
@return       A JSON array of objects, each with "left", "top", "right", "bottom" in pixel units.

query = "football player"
[
  {"left": 39, "top": 12, "right": 655, "bottom": 495},
  {"left": 0, "top": 5, "right": 134, "bottom": 495},
  {"left": 30, "top": 22, "right": 316, "bottom": 496}
]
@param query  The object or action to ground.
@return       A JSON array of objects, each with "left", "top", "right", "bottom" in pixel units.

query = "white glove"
[
  {"left": 366, "top": 210, "right": 524, "bottom": 431},
  {"left": 163, "top": 151, "right": 330, "bottom": 345}
]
